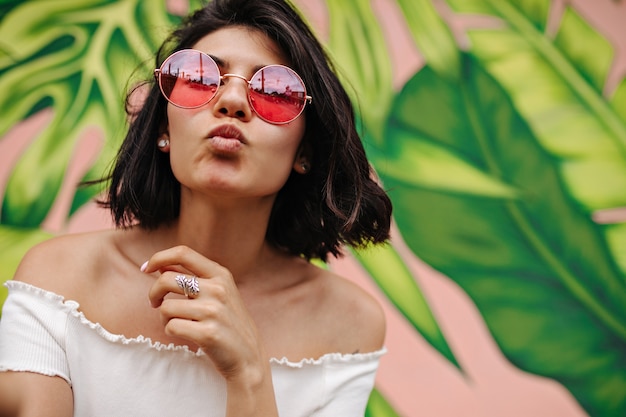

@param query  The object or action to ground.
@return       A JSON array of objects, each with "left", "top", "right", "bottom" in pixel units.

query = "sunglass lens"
[
  {"left": 159, "top": 50, "right": 220, "bottom": 108},
  {"left": 249, "top": 66, "right": 307, "bottom": 123}
]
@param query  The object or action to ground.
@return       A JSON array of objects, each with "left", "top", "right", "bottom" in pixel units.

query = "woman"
[{"left": 0, "top": 0, "right": 392, "bottom": 416}]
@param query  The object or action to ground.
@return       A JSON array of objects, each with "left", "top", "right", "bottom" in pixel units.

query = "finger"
[
  {"left": 141, "top": 245, "right": 228, "bottom": 279},
  {"left": 158, "top": 298, "right": 217, "bottom": 323},
  {"left": 149, "top": 271, "right": 195, "bottom": 307},
  {"left": 163, "top": 318, "right": 211, "bottom": 344}
]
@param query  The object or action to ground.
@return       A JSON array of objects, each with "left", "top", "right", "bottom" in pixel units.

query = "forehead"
[{"left": 192, "top": 26, "right": 290, "bottom": 69}]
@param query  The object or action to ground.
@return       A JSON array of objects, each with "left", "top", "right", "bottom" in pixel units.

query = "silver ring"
[
  {"left": 175, "top": 274, "right": 200, "bottom": 298},
  {"left": 186, "top": 275, "right": 200, "bottom": 297},
  {"left": 174, "top": 274, "right": 188, "bottom": 296}
]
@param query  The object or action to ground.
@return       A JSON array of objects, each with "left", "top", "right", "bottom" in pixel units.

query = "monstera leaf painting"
[
  {"left": 0, "top": 0, "right": 199, "bottom": 298},
  {"left": 1, "top": 0, "right": 145, "bottom": 291},
  {"left": 325, "top": 0, "right": 626, "bottom": 416},
  {"left": 1, "top": 1, "right": 625, "bottom": 417}
]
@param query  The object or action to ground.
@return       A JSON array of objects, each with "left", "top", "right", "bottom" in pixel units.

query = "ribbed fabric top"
[{"left": 0, "top": 281, "right": 384, "bottom": 417}]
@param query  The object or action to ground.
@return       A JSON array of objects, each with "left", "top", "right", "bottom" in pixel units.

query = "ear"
[
  {"left": 293, "top": 157, "right": 310, "bottom": 174},
  {"left": 157, "top": 132, "right": 170, "bottom": 153},
  {"left": 293, "top": 140, "right": 312, "bottom": 174}
]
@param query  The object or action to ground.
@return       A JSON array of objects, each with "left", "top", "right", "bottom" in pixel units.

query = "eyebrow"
[{"left": 209, "top": 54, "right": 267, "bottom": 75}]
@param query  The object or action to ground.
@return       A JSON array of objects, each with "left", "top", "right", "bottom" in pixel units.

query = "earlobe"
[
  {"left": 293, "top": 157, "right": 310, "bottom": 174},
  {"left": 293, "top": 140, "right": 312, "bottom": 174},
  {"left": 157, "top": 132, "right": 170, "bottom": 152}
]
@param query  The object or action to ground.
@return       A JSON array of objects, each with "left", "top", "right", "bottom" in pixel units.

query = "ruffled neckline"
[{"left": 4, "top": 280, "right": 386, "bottom": 367}]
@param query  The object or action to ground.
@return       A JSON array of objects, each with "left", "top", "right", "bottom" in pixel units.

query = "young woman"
[{"left": 0, "top": 0, "right": 392, "bottom": 416}]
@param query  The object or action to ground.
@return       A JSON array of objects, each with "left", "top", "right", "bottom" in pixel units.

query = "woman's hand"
[
  {"left": 142, "top": 245, "right": 265, "bottom": 382},
  {"left": 142, "top": 245, "right": 278, "bottom": 417}
]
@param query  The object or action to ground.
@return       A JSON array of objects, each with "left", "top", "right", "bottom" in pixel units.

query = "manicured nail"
[{"left": 140, "top": 261, "right": 149, "bottom": 272}]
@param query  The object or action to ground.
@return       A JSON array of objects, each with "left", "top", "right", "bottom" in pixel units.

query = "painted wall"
[{"left": 1, "top": 1, "right": 624, "bottom": 416}]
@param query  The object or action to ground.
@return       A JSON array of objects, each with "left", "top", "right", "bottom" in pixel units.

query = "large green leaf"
[
  {"left": 394, "top": 0, "right": 460, "bottom": 82},
  {"left": 612, "top": 78, "right": 626, "bottom": 124},
  {"left": 373, "top": 1, "right": 626, "bottom": 415},
  {"left": 352, "top": 244, "right": 459, "bottom": 369},
  {"left": 0, "top": 0, "right": 175, "bottom": 227},
  {"left": 381, "top": 50, "right": 625, "bottom": 417},
  {"left": 324, "top": 0, "right": 461, "bottom": 372},
  {"left": 325, "top": 0, "right": 394, "bottom": 143},
  {"left": 365, "top": 388, "right": 401, "bottom": 417},
  {"left": 445, "top": 0, "right": 626, "bottom": 275},
  {"left": 552, "top": 6, "right": 612, "bottom": 93},
  {"left": 0, "top": 0, "right": 198, "bottom": 318}
]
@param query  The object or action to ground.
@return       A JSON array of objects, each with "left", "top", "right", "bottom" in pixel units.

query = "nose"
[{"left": 212, "top": 74, "right": 253, "bottom": 121}]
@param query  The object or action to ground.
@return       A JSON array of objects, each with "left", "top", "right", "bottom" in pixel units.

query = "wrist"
[
  {"left": 226, "top": 366, "right": 278, "bottom": 417},
  {"left": 225, "top": 363, "right": 278, "bottom": 417},
  {"left": 225, "top": 362, "right": 268, "bottom": 391}
]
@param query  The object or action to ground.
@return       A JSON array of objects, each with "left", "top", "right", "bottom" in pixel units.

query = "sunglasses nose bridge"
[
  {"left": 218, "top": 73, "right": 253, "bottom": 100},
  {"left": 220, "top": 73, "right": 251, "bottom": 86},
  {"left": 212, "top": 73, "right": 255, "bottom": 121}
]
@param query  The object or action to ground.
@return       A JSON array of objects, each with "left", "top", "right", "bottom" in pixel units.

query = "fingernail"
[{"left": 140, "top": 261, "right": 148, "bottom": 272}]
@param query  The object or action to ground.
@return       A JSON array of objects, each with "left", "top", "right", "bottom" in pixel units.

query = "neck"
[{"left": 155, "top": 192, "right": 281, "bottom": 284}]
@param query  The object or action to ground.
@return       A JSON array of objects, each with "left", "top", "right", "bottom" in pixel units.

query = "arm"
[
  {"left": 0, "top": 372, "right": 73, "bottom": 417},
  {"left": 0, "top": 241, "right": 76, "bottom": 417}
]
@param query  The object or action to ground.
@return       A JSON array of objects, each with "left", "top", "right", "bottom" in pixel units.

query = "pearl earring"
[
  {"left": 300, "top": 161, "right": 309, "bottom": 173},
  {"left": 157, "top": 138, "right": 169, "bottom": 148}
]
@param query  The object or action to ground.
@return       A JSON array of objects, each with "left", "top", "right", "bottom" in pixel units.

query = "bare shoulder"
[
  {"left": 311, "top": 265, "right": 386, "bottom": 354},
  {"left": 13, "top": 229, "right": 118, "bottom": 298}
]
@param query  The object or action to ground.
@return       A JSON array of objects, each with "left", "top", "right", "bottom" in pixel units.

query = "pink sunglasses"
[{"left": 155, "top": 49, "right": 313, "bottom": 124}]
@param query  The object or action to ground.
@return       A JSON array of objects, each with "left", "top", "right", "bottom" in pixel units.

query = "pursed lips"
[
  {"left": 207, "top": 124, "right": 246, "bottom": 143},
  {"left": 206, "top": 124, "right": 246, "bottom": 153}
]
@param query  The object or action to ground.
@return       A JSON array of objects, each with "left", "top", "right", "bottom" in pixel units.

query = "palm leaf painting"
[
  {"left": 325, "top": 0, "right": 626, "bottom": 416},
  {"left": 0, "top": 0, "right": 170, "bottom": 297},
  {"left": 1, "top": 1, "right": 625, "bottom": 417}
]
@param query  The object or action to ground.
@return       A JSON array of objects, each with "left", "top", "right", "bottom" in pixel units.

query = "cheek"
[
  {"left": 166, "top": 106, "right": 194, "bottom": 135},
  {"left": 271, "top": 123, "right": 305, "bottom": 165},
  {"left": 282, "top": 118, "right": 306, "bottom": 155},
  {"left": 255, "top": 124, "right": 306, "bottom": 185},
  {"left": 164, "top": 108, "right": 194, "bottom": 177}
]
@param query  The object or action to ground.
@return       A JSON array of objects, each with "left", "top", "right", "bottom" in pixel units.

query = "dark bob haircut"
[{"left": 104, "top": 0, "right": 392, "bottom": 261}]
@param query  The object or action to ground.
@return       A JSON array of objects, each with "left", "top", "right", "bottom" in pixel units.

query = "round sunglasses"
[{"left": 154, "top": 49, "right": 313, "bottom": 124}]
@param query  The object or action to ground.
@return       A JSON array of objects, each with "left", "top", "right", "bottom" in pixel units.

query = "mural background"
[{"left": 0, "top": 0, "right": 625, "bottom": 416}]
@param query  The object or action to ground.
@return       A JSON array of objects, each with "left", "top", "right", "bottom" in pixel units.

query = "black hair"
[{"left": 104, "top": 0, "right": 392, "bottom": 261}]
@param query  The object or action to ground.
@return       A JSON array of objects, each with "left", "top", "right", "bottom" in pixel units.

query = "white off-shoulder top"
[{"left": 0, "top": 281, "right": 384, "bottom": 417}]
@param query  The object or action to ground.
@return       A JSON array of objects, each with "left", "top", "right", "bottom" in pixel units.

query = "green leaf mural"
[
  {"left": 324, "top": 0, "right": 462, "bottom": 375},
  {"left": 0, "top": 0, "right": 176, "bottom": 303},
  {"left": 365, "top": 389, "right": 402, "bottom": 417},
  {"left": 0, "top": 0, "right": 175, "bottom": 227},
  {"left": 380, "top": 52, "right": 625, "bottom": 417},
  {"left": 323, "top": 0, "right": 626, "bottom": 416},
  {"left": 351, "top": 244, "right": 460, "bottom": 369},
  {"left": 325, "top": 0, "right": 394, "bottom": 142}
]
